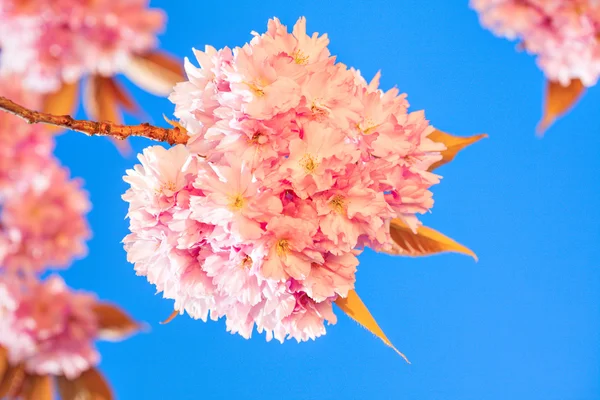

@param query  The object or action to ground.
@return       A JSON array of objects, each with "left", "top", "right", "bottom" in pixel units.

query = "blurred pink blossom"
[
  {"left": 0, "top": 161, "right": 91, "bottom": 274},
  {"left": 0, "top": 0, "right": 165, "bottom": 92},
  {"left": 0, "top": 75, "right": 53, "bottom": 197},
  {"left": 472, "top": 0, "right": 600, "bottom": 86},
  {"left": 0, "top": 76, "right": 91, "bottom": 275},
  {"left": 123, "top": 18, "right": 444, "bottom": 342},
  {"left": 0, "top": 275, "right": 99, "bottom": 379}
]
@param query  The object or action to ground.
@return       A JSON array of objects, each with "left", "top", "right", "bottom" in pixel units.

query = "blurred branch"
[{"left": 0, "top": 96, "right": 188, "bottom": 145}]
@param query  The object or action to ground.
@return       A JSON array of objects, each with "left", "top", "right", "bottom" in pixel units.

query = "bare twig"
[{"left": 0, "top": 96, "right": 188, "bottom": 145}]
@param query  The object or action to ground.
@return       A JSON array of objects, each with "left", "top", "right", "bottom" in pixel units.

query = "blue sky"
[{"left": 55, "top": 1, "right": 599, "bottom": 399}]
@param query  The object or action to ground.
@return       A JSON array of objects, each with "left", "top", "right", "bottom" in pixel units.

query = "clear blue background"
[{"left": 54, "top": 1, "right": 599, "bottom": 399}]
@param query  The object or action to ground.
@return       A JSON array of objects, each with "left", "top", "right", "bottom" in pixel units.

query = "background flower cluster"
[{"left": 0, "top": 0, "right": 164, "bottom": 396}]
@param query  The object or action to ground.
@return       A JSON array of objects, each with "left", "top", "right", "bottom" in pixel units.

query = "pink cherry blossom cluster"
[
  {"left": 0, "top": 275, "right": 100, "bottom": 378},
  {"left": 0, "top": 76, "right": 91, "bottom": 274},
  {"left": 0, "top": 0, "right": 165, "bottom": 92},
  {"left": 123, "top": 18, "right": 444, "bottom": 342},
  {"left": 472, "top": 0, "right": 600, "bottom": 86},
  {"left": 0, "top": 76, "right": 51, "bottom": 196}
]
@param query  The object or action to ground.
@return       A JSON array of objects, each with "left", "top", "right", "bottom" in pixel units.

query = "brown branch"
[{"left": 0, "top": 96, "right": 188, "bottom": 146}]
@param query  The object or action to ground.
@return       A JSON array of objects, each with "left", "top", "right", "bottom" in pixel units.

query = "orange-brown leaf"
[
  {"left": 57, "top": 368, "right": 113, "bottom": 400},
  {"left": 83, "top": 75, "right": 132, "bottom": 155},
  {"left": 0, "top": 347, "right": 7, "bottom": 384},
  {"left": 83, "top": 75, "right": 121, "bottom": 124},
  {"left": 160, "top": 310, "right": 179, "bottom": 325},
  {"left": 428, "top": 129, "right": 487, "bottom": 170},
  {"left": 81, "top": 368, "right": 113, "bottom": 400},
  {"left": 387, "top": 219, "right": 477, "bottom": 260},
  {"left": 92, "top": 302, "right": 140, "bottom": 341},
  {"left": 23, "top": 375, "right": 53, "bottom": 400},
  {"left": 335, "top": 290, "right": 409, "bottom": 362},
  {"left": 0, "top": 364, "right": 25, "bottom": 398},
  {"left": 163, "top": 114, "right": 187, "bottom": 134},
  {"left": 537, "top": 79, "right": 585, "bottom": 135},
  {"left": 123, "top": 50, "right": 185, "bottom": 96},
  {"left": 104, "top": 77, "right": 138, "bottom": 114},
  {"left": 42, "top": 81, "right": 80, "bottom": 133}
]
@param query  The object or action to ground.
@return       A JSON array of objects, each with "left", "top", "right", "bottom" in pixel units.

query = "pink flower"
[
  {"left": 0, "top": 76, "right": 53, "bottom": 197},
  {"left": 125, "top": 17, "right": 443, "bottom": 343},
  {"left": 258, "top": 215, "right": 321, "bottom": 281},
  {"left": 283, "top": 121, "right": 359, "bottom": 199},
  {"left": 0, "top": 275, "right": 99, "bottom": 379},
  {"left": 123, "top": 144, "right": 198, "bottom": 215},
  {"left": 0, "top": 0, "right": 165, "bottom": 92},
  {"left": 472, "top": 0, "right": 600, "bottom": 86},
  {"left": 314, "top": 168, "right": 393, "bottom": 254},
  {"left": 278, "top": 293, "right": 337, "bottom": 342},
  {"left": 299, "top": 64, "right": 362, "bottom": 130},
  {"left": 190, "top": 154, "right": 283, "bottom": 241},
  {"left": 302, "top": 252, "right": 358, "bottom": 302},
  {"left": 227, "top": 42, "right": 301, "bottom": 119},
  {"left": 261, "top": 17, "right": 331, "bottom": 76},
  {"left": 0, "top": 161, "right": 91, "bottom": 274}
]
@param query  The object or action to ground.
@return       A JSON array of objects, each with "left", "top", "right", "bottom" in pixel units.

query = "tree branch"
[{"left": 0, "top": 96, "right": 188, "bottom": 145}]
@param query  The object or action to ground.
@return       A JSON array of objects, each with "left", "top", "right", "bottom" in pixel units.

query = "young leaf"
[
  {"left": 537, "top": 79, "right": 585, "bottom": 135},
  {"left": 122, "top": 50, "right": 185, "bottom": 96},
  {"left": 80, "top": 369, "right": 113, "bottom": 400},
  {"left": 42, "top": 81, "right": 80, "bottom": 133},
  {"left": 57, "top": 368, "right": 113, "bottom": 400},
  {"left": 163, "top": 114, "right": 187, "bottom": 134},
  {"left": 104, "top": 77, "right": 138, "bottom": 115},
  {"left": 335, "top": 290, "right": 409, "bottom": 363},
  {"left": 23, "top": 375, "right": 53, "bottom": 400},
  {"left": 387, "top": 219, "right": 477, "bottom": 260},
  {"left": 0, "top": 347, "right": 7, "bottom": 384},
  {"left": 428, "top": 129, "right": 487, "bottom": 170},
  {"left": 92, "top": 302, "right": 141, "bottom": 341},
  {"left": 160, "top": 310, "right": 179, "bottom": 325},
  {"left": 0, "top": 364, "right": 25, "bottom": 398},
  {"left": 83, "top": 75, "right": 131, "bottom": 155},
  {"left": 84, "top": 75, "right": 119, "bottom": 123}
]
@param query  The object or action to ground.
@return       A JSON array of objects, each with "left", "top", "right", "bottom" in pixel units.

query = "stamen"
[
  {"left": 299, "top": 154, "right": 319, "bottom": 173},
  {"left": 276, "top": 239, "right": 290, "bottom": 257},
  {"left": 329, "top": 195, "right": 345, "bottom": 214},
  {"left": 292, "top": 49, "right": 309, "bottom": 65},
  {"left": 229, "top": 194, "right": 245, "bottom": 210}
]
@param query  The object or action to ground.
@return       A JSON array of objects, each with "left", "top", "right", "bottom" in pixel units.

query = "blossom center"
[
  {"left": 228, "top": 194, "right": 245, "bottom": 210},
  {"left": 310, "top": 99, "right": 329, "bottom": 120},
  {"left": 292, "top": 49, "right": 309, "bottom": 65},
  {"left": 299, "top": 154, "right": 319, "bottom": 174},
  {"left": 29, "top": 206, "right": 42, "bottom": 220},
  {"left": 403, "top": 154, "right": 418, "bottom": 165},
  {"left": 157, "top": 181, "right": 176, "bottom": 195},
  {"left": 33, "top": 302, "right": 49, "bottom": 317},
  {"left": 358, "top": 118, "right": 380, "bottom": 135},
  {"left": 240, "top": 255, "right": 253, "bottom": 269},
  {"left": 246, "top": 78, "right": 268, "bottom": 97},
  {"left": 248, "top": 131, "right": 266, "bottom": 145},
  {"left": 14, "top": 0, "right": 36, "bottom": 12},
  {"left": 276, "top": 239, "right": 290, "bottom": 257},
  {"left": 55, "top": 233, "right": 69, "bottom": 247},
  {"left": 329, "top": 195, "right": 345, "bottom": 214}
]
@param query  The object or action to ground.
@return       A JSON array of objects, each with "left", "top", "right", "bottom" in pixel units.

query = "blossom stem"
[{"left": 0, "top": 96, "right": 188, "bottom": 145}]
